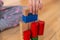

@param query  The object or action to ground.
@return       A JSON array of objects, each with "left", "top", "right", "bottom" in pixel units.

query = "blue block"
[{"left": 22, "top": 13, "right": 38, "bottom": 23}]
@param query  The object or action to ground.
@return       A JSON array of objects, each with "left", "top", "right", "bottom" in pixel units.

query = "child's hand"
[
  {"left": 0, "top": 0, "right": 3, "bottom": 7},
  {"left": 28, "top": 0, "right": 42, "bottom": 14}
]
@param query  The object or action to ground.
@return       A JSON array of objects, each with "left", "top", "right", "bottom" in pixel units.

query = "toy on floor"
[
  {"left": 0, "top": 0, "right": 24, "bottom": 31},
  {"left": 20, "top": 7, "right": 45, "bottom": 40}
]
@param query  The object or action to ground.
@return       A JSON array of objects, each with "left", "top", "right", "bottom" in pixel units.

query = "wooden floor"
[{"left": 0, "top": 0, "right": 60, "bottom": 40}]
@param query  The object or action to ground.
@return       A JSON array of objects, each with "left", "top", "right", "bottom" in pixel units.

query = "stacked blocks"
[
  {"left": 22, "top": 12, "right": 45, "bottom": 40},
  {"left": 30, "top": 21, "right": 45, "bottom": 40},
  {"left": 22, "top": 13, "right": 38, "bottom": 23},
  {"left": 31, "top": 22, "right": 38, "bottom": 40},
  {"left": 23, "top": 21, "right": 45, "bottom": 40}
]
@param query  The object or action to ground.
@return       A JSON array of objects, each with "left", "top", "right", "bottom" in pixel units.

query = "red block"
[
  {"left": 31, "top": 22, "right": 38, "bottom": 38},
  {"left": 38, "top": 21, "right": 45, "bottom": 35},
  {"left": 23, "top": 30, "right": 31, "bottom": 40}
]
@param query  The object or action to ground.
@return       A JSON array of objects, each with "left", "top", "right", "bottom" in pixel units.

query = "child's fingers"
[
  {"left": 35, "top": 0, "right": 39, "bottom": 14},
  {"left": 0, "top": 0, "right": 3, "bottom": 7},
  {"left": 29, "top": 5, "right": 33, "bottom": 13},
  {"left": 23, "top": 7, "right": 29, "bottom": 16},
  {"left": 29, "top": 0, "right": 33, "bottom": 13},
  {"left": 32, "top": 0, "right": 36, "bottom": 14},
  {"left": 38, "top": 0, "right": 42, "bottom": 9}
]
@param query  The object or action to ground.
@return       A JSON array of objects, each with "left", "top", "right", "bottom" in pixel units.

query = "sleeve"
[{"left": 0, "top": 6, "right": 23, "bottom": 31}]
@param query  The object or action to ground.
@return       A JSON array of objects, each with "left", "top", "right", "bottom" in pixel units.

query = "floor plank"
[{"left": 0, "top": 0, "right": 60, "bottom": 40}]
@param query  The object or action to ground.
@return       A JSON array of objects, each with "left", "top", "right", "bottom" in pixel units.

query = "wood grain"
[{"left": 0, "top": 0, "right": 60, "bottom": 40}]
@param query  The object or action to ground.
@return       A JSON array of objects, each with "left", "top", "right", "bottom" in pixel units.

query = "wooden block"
[
  {"left": 31, "top": 22, "right": 38, "bottom": 38},
  {"left": 20, "top": 21, "right": 29, "bottom": 31},
  {"left": 38, "top": 21, "right": 45, "bottom": 35},
  {"left": 23, "top": 7, "right": 29, "bottom": 16},
  {"left": 38, "top": 36, "right": 44, "bottom": 40},
  {"left": 31, "top": 37, "right": 38, "bottom": 40},
  {"left": 23, "top": 30, "right": 31, "bottom": 40},
  {"left": 19, "top": 21, "right": 29, "bottom": 40}
]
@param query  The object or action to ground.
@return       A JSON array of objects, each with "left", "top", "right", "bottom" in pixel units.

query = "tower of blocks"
[{"left": 20, "top": 8, "right": 45, "bottom": 40}]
